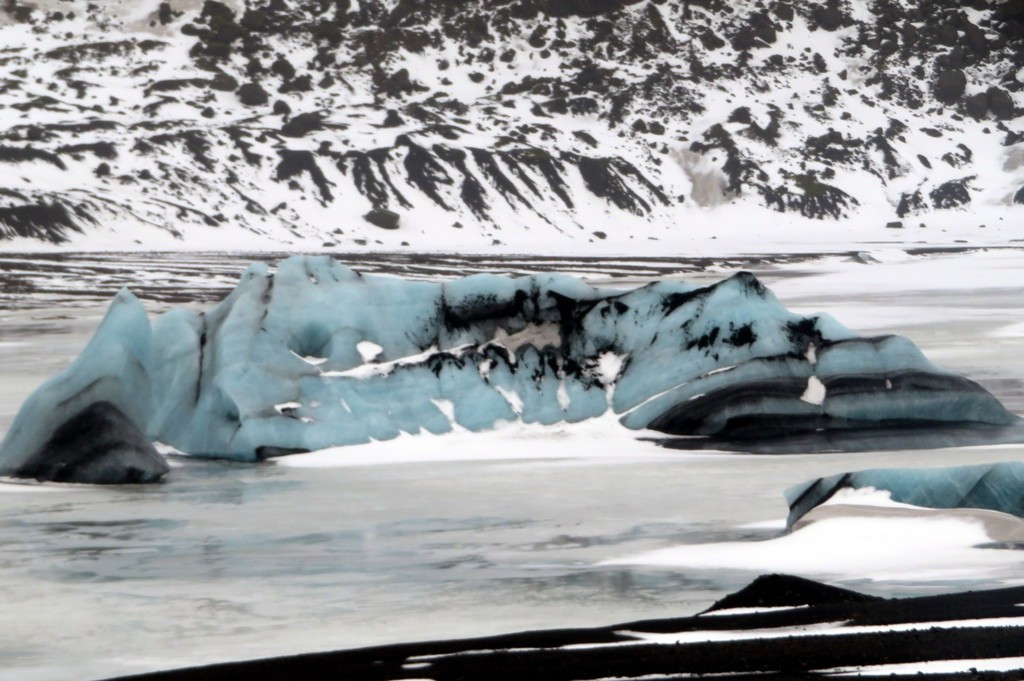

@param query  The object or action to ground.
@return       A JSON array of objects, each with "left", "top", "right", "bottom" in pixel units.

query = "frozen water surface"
[{"left": 1, "top": 250, "right": 1024, "bottom": 680}]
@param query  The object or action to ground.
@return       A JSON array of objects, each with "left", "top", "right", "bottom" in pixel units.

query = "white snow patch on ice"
[
  {"left": 290, "top": 350, "right": 328, "bottom": 366},
  {"left": 615, "top": 616, "right": 1024, "bottom": 647},
  {"left": 597, "top": 352, "right": 626, "bottom": 384},
  {"left": 799, "top": 376, "right": 826, "bottom": 405},
  {"left": 430, "top": 398, "right": 456, "bottom": 423},
  {"left": 356, "top": 341, "right": 383, "bottom": 363},
  {"left": 818, "top": 487, "right": 920, "bottom": 510},
  {"left": 603, "top": 514, "right": 1024, "bottom": 582},
  {"left": 826, "top": 656, "right": 1024, "bottom": 676},
  {"left": 278, "top": 415, "right": 685, "bottom": 469},
  {"left": 557, "top": 381, "right": 571, "bottom": 411}
]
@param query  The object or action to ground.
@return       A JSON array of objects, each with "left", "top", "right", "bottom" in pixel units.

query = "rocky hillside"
[{"left": 0, "top": 0, "right": 1021, "bottom": 251}]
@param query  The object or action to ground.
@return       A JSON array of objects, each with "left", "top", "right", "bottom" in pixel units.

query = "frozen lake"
[{"left": 2, "top": 249, "right": 1024, "bottom": 681}]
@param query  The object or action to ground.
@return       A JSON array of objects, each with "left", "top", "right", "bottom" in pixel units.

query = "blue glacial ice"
[
  {"left": 785, "top": 461, "right": 1024, "bottom": 528},
  {"left": 0, "top": 255, "right": 1018, "bottom": 483}
]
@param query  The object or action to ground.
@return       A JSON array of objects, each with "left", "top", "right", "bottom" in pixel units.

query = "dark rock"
[
  {"left": 885, "top": 220, "right": 903, "bottom": 229},
  {"left": 592, "top": 230, "right": 607, "bottom": 239},
  {"left": 271, "top": 56, "right": 296, "bottom": 80},
  {"left": 209, "top": 71, "right": 238, "bottom": 92},
  {"left": 573, "top": 130, "right": 598, "bottom": 147},
  {"left": 933, "top": 69, "right": 967, "bottom": 104},
  {"left": 279, "top": 75, "right": 313, "bottom": 93},
  {"left": 705, "top": 574, "right": 877, "bottom": 613},
  {"left": 896, "top": 190, "right": 925, "bottom": 217},
  {"left": 1014, "top": 186, "right": 1024, "bottom": 205},
  {"left": 11, "top": 401, "right": 169, "bottom": 484},
  {"left": 987, "top": 86, "right": 1015, "bottom": 120},
  {"left": 536, "top": 0, "right": 643, "bottom": 19},
  {"left": 930, "top": 177, "right": 973, "bottom": 209},
  {"left": 363, "top": 208, "right": 400, "bottom": 229},
  {"left": 699, "top": 28, "right": 726, "bottom": 50},
  {"left": 811, "top": 5, "right": 845, "bottom": 31},
  {"left": 276, "top": 150, "right": 333, "bottom": 202},
  {"left": 382, "top": 109, "right": 404, "bottom": 127},
  {"left": 763, "top": 172, "right": 858, "bottom": 219},
  {"left": 158, "top": 1, "right": 172, "bottom": 25},
  {"left": 731, "top": 27, "right": 764, "bottom": 51},
  {"left": 964, "top": 91, "right": 989, "bottom": 119},
  {"left": 272, "top": 99, "right": 291, "bottom": 116},
  {"left": 0, "top": 201, "right": 89, "bottom": 243},
  {"left": 772, "top": 2, "right": 794, "bottom": 22},
  {"left": 236, "top": 81, "right": 268, "bottom": 106},
  {"left": 281, "top": 112, "right": 323, "bottom": 138},
  {"left": 378, "top": 68, "right": 428, "bottom": 97}
]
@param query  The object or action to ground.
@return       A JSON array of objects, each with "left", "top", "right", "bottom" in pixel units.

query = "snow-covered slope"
[{"left": 0, "top": 0, "right": 1021, "bottom": 252}]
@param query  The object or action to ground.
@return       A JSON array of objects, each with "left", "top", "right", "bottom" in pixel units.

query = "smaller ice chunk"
[{"left": 786, "top": 461, "right": 1024, "bottom": 528}]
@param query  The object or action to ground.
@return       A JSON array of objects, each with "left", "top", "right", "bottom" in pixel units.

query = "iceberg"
[
  {"left": 785, "top": 461, "right": 1024, "bottom": 528},
  {"left": 0, "top": 255, "right": 1018, "bottom": 483}
]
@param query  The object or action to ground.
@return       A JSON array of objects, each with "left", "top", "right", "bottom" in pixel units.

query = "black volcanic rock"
[
  {"left": 236, "top": 81, "right": 268, "bottom": 106},
  {"left": 934, "top": 69, "right": 967, "bottom": 104},
  {"left": 988, "top": 85, "right": 1015, "bottom": 120},
  {"left": 964, "top": 91, "right": 989, "bottom": 119},
  {"left": 930, "top": 177, "right": 972, "bottom": 208},
  {"left": 363, "top": 208, "right": 400, "bottom": 229},
  {"left": 811, "top": 5, "right": 845, "bottom": 31},
  {"left": 10, "top": 401, "right": 168, "bottom": 484},
  {"left": 535, "top": 0, "right": 642, "bottom": 19},
  {"left": 281, "top": 112, "right": 324, "bottom": 137},
  {"left": 209, "top": 71, "right": 238, "bottom": 92},
  {"left": 382, "top": 109, "right": 404, "bottom": 127}
]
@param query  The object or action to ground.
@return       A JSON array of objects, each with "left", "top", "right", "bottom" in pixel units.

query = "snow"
[
  {"left": 615, "top": 616, "right": 1024, "bottom": 647},
  {"left": 603, "top": 512, "right": 1024, "bottom": 583},
  {"left": 826, "top": 656, "right": 1024, "bottom": 676},
  {"left": 278, "top": 415, "right": 676, "bottom": 469},
  {"left": 0, "top": 0, "right": 1020, "bottom": 254},
  {"left": 799, "top": 376, "right": 826, "bottom": 405}
]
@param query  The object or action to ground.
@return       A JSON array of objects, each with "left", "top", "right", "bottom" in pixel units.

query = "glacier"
[
  {"left": 785, "top": 461, "right": 1024, "bottom": 529},
  {"left": 0, "top": 255, "right": 1018, "bottom": 483}
]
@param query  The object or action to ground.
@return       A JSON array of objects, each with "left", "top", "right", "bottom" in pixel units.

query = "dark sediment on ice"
[
  {"left": 654, "top": 421, "right": 1024, "bottom": 454},
  {"left": 105, "top": 574, "right": 1024, "bottom": 681}
]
